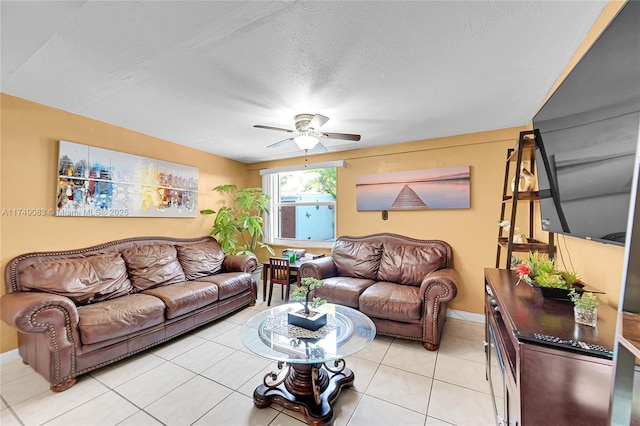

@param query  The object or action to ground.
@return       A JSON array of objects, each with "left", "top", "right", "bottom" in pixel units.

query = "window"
[{"left": 262, "top": 161, "right": 344, "bottom": 247}]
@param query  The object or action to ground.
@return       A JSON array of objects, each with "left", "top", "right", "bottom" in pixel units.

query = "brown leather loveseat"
[
  {"left": 1, "top": 236, "right": 257, "bottom": 391},
  {"left": 299, "top": 233, "right": 459, "bottom": 350}
]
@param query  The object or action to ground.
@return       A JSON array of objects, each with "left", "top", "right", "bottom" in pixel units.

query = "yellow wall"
[
  {"left": 0, "top": 94, "right": 247, "bottom": 352},
  {"left": 248, "top": 125, "right": 627, "bottom": 316},
  {"left": 249, "top": 128, "right": 527, "bottom": 315}
]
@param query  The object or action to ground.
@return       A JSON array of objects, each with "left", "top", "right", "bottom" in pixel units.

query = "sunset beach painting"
[{"left": 356, "top": 166, "right": 470, "bottom": 211}]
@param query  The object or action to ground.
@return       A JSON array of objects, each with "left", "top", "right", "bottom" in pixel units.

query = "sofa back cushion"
[
  {"left": 122, "top": 244, "right": 186, "bottom": 291},
  {"left": 377, "top": 243, "right": 446, "bottom": 286},
  {"left": 332, "top": 240, "right": 383, "bottom": 280},
  {"left": 176, "top": 240, "right": 225, "bottom": 280},
  {"left": 19, "top": 252, "right": 132, "bottom": 305}
]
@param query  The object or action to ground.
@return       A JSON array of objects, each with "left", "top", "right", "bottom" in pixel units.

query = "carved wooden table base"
[{"left": 253, "top": 360, "right": 353, "bottom": 426}]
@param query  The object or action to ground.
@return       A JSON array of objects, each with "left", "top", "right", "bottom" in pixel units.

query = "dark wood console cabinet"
[{"left": 484, "top": 268, "right": 624, "bottom": 426}]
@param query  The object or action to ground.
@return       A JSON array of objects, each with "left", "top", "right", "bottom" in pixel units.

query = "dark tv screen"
[{"left": 533, "top": 0, "right": 639, "bottom": 246}]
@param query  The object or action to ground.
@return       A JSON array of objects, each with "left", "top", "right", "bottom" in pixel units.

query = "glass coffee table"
[{"left": 242, "top": 303, "right": 376, "bottom": 426}]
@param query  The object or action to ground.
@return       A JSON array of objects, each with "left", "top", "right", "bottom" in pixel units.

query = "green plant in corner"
[
  {"left": 291, "top": 277, "right": 326, "bottom": 315},
  {"left": 569, "top": 289, "right": 600, "bottom": 312},
  {"left": 200, "top": 184, "right": 275, "bottom": 257}
]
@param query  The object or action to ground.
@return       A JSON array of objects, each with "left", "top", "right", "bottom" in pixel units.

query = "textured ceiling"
[{"left": 1, "top": 1, "right": 608, "bottom": 163}]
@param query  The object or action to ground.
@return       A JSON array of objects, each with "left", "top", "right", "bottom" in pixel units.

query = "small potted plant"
[
  {"left": 288, "top": 277, "right": 327, "bottom": 330},
  {"left": 569, "top": 288, "right": 600, "bottom": 327}
]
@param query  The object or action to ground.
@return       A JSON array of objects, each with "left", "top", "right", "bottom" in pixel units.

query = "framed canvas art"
[
  {"left": 57, "top": 140, "right": 198, "bottom": 217},
  {"left": 356, "top": 165, "right": 470, "bottom": 211}
]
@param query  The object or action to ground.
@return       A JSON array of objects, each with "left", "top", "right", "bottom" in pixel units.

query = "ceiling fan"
[{"left": 254, "top": 113, "right": 361, "bottom": 152}]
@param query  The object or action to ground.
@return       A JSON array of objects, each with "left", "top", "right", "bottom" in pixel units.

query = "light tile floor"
[{"left": 0, "top": 298, "right": 494, "bottom": 426}]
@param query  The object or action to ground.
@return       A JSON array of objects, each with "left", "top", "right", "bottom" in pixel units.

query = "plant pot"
[
  {"left": 288, "top": 309, "right": 327, "bottom": 331},
  {"left": 530, "top": 283, "right": 605, "bottom": 302},
  {"left": 574, "top": 307, "right": 597, "bottom": 327}
]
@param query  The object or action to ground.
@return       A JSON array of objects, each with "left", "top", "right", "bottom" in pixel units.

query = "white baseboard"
[
  {"left": 447, "top": 309, "right": 485, "bottom": 323},
  {"left": 0, "top": 349, "right": 20, "bottom": 363}
]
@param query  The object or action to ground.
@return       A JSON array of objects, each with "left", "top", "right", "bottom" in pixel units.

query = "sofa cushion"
[
  {"left": 331, "top": 240, "right": 383, "bottom": 280},
  {"left": 193, "top": 272, "right": 252, "bottom": 300},
  {"left": 377, "top": 243, "right": 445, "bottom": 286},
  {"left": 359, "top": 282, "right": 422, "bottom": 322},
  {"left": 313, "top": 276, "right": 375, "bottom": 308},
  {"left": 19, "top": 253, "right": 133, "bottom": 305},
  {"left": 77, "top": 294, "right": 166, "bottom": 345},
  {"left": 176, "top": 241, "right": 225, "bottom": 280},
  {"left": 143, "top": 281, "right": 219, "bottom": 319},
  {"left": 122, "top": 244, "right": 186, "bottom": 291}
]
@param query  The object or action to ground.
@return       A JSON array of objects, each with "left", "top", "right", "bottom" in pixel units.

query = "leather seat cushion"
[
  {"left": 377, "top": 243, "right": 445, "bottom": 286},
  {"left": 19, "top": 252, "right": 133, "bottom": 305},
  {"left": 312, "top": 276, "right": 375, "bottom": 308},
  {"left": 77, "top": 294, "right": 166, "bottom": 345},
  {"left": 122, "top": 244, "right": 186, "bottom": 291},
  {"left": 359, "top": 282, "right": 422, "bottom": 322},
  {"left": 143, "top": 281, "right": 219, "bottom": 319},
  {"left": 193, "top": 272, "right": 252, "bottom": 300},
  {"left": 176, "top": 240, "right": 225, "bottom": 280},
  {"left": 331, "top": 240, "right": 383, "bottom": 280}
]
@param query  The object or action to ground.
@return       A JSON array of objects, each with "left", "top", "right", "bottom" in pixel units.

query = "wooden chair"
[{"left": 268, "top": 257, "right": 297, "bottom": 306}]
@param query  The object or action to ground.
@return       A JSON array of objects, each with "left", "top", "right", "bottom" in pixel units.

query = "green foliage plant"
[
  {"left": 200, "top": 184, "right": 275, "bottom": 257},
  {"left": 513, "top": 251, "right": 581, "bottom": 289},
  {"left": 534, "top": 271, "right": 566, "bottom": 288},
  {"left": 303, "top": 168, "right": 336, "bottom": 198},
  {"left": 291, "top": 277, "right": 327, "bottom": 315},
  {"left": 559, "top": 270, "right": 580, "bottom": 287},
  {"left": 569, "top": 289, "right": 600, "bottom": 312}
]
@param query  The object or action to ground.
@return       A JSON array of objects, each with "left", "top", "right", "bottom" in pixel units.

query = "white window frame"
[{"left": 261, "top": 160, "right": 346, "bottom": 248}]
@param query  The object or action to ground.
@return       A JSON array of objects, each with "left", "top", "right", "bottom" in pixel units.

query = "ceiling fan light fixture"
[{"left": 293, "top": 134, "right": 319, "bottom": 150}]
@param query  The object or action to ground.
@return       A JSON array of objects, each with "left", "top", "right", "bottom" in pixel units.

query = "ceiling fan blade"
[
  {"left": 267, "top": 138, "right": 294, "bottom": 148},
  {"left": 254, "top": 124, "right": 296, "bottom": 133},
  {"left": 311, "top": 141, "right": 328, "bottom": 153},
  {"left": 319, "top": 131, "right": 361, "bottom": 141},
  {"left": 307, "top": 114, "right": 329, "bottom": 130}
]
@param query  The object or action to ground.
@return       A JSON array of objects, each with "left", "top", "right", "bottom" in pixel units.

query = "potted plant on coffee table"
[{"left": 288, "top": 277, "right": 327, "bottom": 330}]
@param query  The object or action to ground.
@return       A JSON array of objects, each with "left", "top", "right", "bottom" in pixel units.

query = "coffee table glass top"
[{"left": 242, "top": 303, "right": 376, "bottom": 364}]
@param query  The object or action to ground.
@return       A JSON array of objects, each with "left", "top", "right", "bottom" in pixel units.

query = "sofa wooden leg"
[
  {"left": 50, "top": 378, "right": 76, "bottom": 392},
  {"left": 249, "top": 300, "right": 256, "bottom": 307},
  {"left": 422, "top": 342, "right": 438, "bottom": 351}
]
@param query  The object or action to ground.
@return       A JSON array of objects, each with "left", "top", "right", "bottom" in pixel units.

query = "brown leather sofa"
[
  {"left": 299, "top": 233, "right": 459, "bottom": 350},
  {"left": 1, "top": 236, "right": 257, "bottom": 391}
]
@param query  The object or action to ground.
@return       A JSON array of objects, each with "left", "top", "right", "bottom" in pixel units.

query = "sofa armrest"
[
  {"left": 419, "top": 268, "right": 460, "bottom": 303},
  {"left": 1, "top": 292, "right": 81, "bottom": 389},
  {"left": 418, "top": 268, "right": 460, "bottom": 350},
  {"left": 299, "top": 257, "right": 338, "bottom": 280},
  {"left": 222, "top": 255, "right": 258, "bottom": 273},
  {"left": 1, "top": 292, "right": 80, "bottom": 333}
]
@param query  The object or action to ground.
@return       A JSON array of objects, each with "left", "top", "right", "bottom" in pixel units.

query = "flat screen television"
[{"left": 533, "top": 0, "right": 640, "bottom": 246}]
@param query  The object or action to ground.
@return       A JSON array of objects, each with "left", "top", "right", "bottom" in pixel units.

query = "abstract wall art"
[
  {"left": 56, "top": 140, "right": 198, "bottom": 217},
  {"left": 356, "top": 165, "right": 470, "bottom": 211}
]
